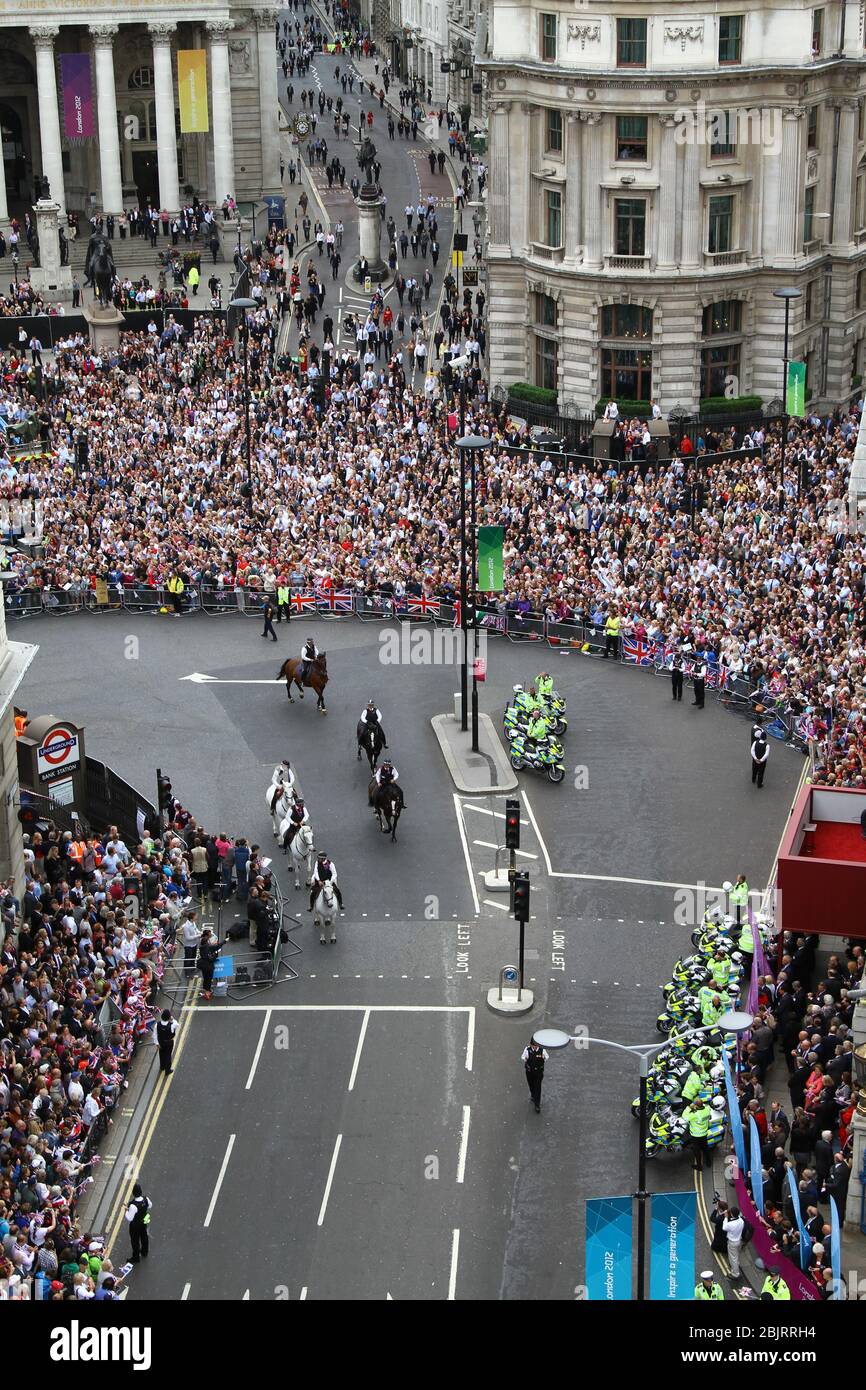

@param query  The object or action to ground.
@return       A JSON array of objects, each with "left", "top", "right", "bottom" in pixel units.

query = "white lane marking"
[
  {"left": 242, "top": 1289, "right": 250, "bottom": 1300},
  {"left": 483, "top": 898, "right": 509, "bottom": 912},
  {"left": 471, "top": 839, "right": 537, "bottom": 860},
  {"left": 245, "top": 1008, "right": 272, "bottom": 1090},
  {"left": 183, "top": 1005, "right": 477, "bottom": 1012},
  {"left": 181, "top": 1282, "right": 191, "bottom": 1300},
  {"left": 300, "top": 1286, "right": 308, "bottom": 1301},
  {"left": 347, "top": 1008, "right": 370, "bottom": 1091},
  {"left": 447, "top": 1229, "right": 460, "bottom": 1300},
  {"left": 519, "top": 790, "right": 554, "bottom": 874},
  {"left": 317, "top": 1134, "right": 343, "bottom": 1226},
  {"left": 465, "top": 1008, "right": 475, "bottom": 1072},
  {"left": 453, "top": 793, "right": 481, "bottom": 915},
  {"left": 456, "top": 1105, "right": 470, "bottom": 1184},
  {"left": 204, "top": 1134, "right": 236, "bottom": 1228},
  {"left": 462, "top": 804, "right": 529, "bottom": 825}
]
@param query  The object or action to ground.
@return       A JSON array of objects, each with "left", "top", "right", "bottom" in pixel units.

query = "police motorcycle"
[
  {"left": 504, "top": 685, "right": 568, "bottom": 738},
  {"left": 508, "top": 729, "right": 566, "bottom": 783}
]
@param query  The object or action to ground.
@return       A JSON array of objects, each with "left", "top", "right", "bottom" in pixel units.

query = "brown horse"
[{"left": 276, "top": 652, "right": 329, "bottom": 712}]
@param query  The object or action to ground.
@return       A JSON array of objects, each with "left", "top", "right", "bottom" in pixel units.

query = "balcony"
[
  {"left": 703, "top": 249, "right": 746, "bottom": 268},
  {"left": 530, "top": 242, "right": 565, "bottom": 264},
  {"left": 605, "top": 254, "right": 650, "bottom": 272}
]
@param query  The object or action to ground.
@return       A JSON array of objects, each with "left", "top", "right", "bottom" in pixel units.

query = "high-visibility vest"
[
  {"left": 709, "top": 958, "right": 731, "bottom": 989},
  {"left": 730, "top": 880, "right": 749, "bottom": 907},
  {"left": 738, "top": 921, "right": 754, "bottom": 954},
  {"left": 682, "top": 1071, "right": 703, "bottom": 1103},
  {"left": 761, "top": 1276, "right": 791, "bottom": 1301},
  {"left": 66, "top": 840, "right": 85, "bottom": 863},
  {"left": 277, "top": 586, "right": 290, "bottom": 605},
  {"left": 694, "top": 1282, "right": 724, "bottom": 1300},
  {"left": 167, "top": 575, "right": 184, "bottom": 595},
  {"left": 687, "top": 1105, "right": 710, "bottom": 1138},
  {"left": 605, "top": 615, "right": 620, "bottom": 636}
]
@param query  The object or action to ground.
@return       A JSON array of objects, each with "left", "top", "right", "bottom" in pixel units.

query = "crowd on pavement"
[{"left": 0, "top": 775, "right": 279, "bottom": 1298}]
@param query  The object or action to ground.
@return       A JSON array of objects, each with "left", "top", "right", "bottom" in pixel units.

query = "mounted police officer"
[
  {"left": 309, "top": 851, "right": 344, "bottom": 911},
  {"left": 298, "top": 635, "right": 319, "bottom": 682},
  {"left": 359, "top": 699, "right": 388, "bottom": 748}
]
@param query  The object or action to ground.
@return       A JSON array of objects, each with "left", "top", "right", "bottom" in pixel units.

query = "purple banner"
[{"left": 61, "top": 53, "right": 94, "bottom": 140}]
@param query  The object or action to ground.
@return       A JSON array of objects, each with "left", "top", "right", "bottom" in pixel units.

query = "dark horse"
[
  {"left": 357, "top": 720, "right": 385, "bottom": 772},
  {"left": 276, "top": 653, "right": 328, "bottom": 712},
  {"left": 85, "top": 231, "right": 116, "bottom": 306},
  {"left": 369, "top": 778, "right": 403, "bottom": 841}
]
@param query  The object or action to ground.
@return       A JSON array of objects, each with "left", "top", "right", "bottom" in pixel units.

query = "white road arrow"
[{"left": 179, "top": 673, "right": 280, "bottom": 685}]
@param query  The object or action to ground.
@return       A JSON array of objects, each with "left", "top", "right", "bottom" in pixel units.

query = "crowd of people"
[{"left": 0, "top": 782, "right": 276, "bottom": 1298}]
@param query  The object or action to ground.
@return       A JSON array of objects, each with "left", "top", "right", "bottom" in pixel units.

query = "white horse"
[
  {"left": 281, "top": 821, "right": 316, "bottom": 889},
  {"left": 314, "top": 879, "right": 338, "bottom": 943},
  {"left": 266, "top": 779, "right": 295, "bottom": 838}
]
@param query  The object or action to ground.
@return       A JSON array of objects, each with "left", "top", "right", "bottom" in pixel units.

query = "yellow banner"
[{"left": 178, "top": 50, "right": 209, "bottom": 133}]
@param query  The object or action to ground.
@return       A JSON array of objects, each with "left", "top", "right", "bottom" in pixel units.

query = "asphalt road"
[{"left": 18, "top": 610, "right": 804, "bottom": 1298}]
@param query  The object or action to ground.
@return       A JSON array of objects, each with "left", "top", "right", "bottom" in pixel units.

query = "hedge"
[
  {"left": 698, "top": 395, "right": 763, "bottom": 414},
  {"left": 595, "top": 398, "right": 652, "bottom": 418},
  {"left": 507, "top": 382, "right": 558, "bottom": 407}
]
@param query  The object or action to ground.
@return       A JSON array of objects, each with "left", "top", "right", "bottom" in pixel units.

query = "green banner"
[
  {"left": 477, "top": 526, "right": 504, "bottom": 592},
  {"left": 787, "top": 361, "right": 806, "bottom": 417}
]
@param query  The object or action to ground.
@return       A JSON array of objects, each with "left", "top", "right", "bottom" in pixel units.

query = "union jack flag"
[
  {"left": 622, "top": 635, "right": 659, "bottom": 666},
  {"left": 316, "top": 589, "right": 354, "bottom": 612},
  {"left": 407, "top": 595, "right": 441, "bottom": 616},
  {"left": 291, "top": 592, "right": 317, "bottom": 613}
]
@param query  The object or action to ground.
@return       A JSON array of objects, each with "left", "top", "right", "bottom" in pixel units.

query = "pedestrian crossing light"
[
  {"left": 513, "top": 871, "right": 530, "bottom": 922},
  {"left": 505, "top": 798, "right": 520, "bottom": 851}
]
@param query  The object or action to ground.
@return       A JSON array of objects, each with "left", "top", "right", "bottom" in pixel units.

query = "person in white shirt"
[{"left": 722, "top": 1206, "right": 745, "bottom": 1276}]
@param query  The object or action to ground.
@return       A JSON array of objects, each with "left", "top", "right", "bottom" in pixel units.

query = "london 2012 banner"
[
  {"left": 178, "top": 50, "right": 209, "bottom": 134},
  {"left": 649, "top": 1191, "right": 696, "bottom": 1300},
  {"left": 60, "top": 54, "right": 94, "bottom": 140},
  {"left": 585, "top": 1197, "right": 632, "bottom": 1300}
]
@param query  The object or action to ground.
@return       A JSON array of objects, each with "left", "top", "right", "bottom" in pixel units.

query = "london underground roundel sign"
[{"left": 36, "top": 726, "right": 80, "bottom": 781}]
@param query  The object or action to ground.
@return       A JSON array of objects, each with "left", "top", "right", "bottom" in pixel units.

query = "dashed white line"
[
  {"left": 453, "top": 793, "right": 481, "bottom": 915},
  {"left": 181, "top": 1282, "right": 191, "bottom": 1301},
  {"left": 245, "top": 1008, "right": 272, "bottom": 1090},
  {"left": 447, "top": 1229, "right": 460, "bottom": 1300},
  {"left": 317, "top": 1134, "right": 343, "bottom": 1226},
  {"left": 300, "top": 1286, "right": 308, "bottom": 1301},
  {"left": 456, "top": 1105, "right": 471, "bottom": 1184},
  {"left": 347, "top": 1009, "right": 370, "bottom": 1092},
  {"left": 204, "top": 1134, "right": 236, "bottom": 1229},
  {"left": 483, "top": 898, "right": 509, "bottom": 911}
]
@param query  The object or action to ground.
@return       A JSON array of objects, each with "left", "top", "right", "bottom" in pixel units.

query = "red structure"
[{"left": 776, "top": 785, "right": 866, "bottom": 941}]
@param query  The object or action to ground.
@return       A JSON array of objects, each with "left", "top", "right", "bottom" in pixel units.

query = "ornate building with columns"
[
  {"left": 0, "top": 2, "right": 282, "bottom": 225},
  {"left": 480, "top": 0, "right": 866, "bottom": 412}
]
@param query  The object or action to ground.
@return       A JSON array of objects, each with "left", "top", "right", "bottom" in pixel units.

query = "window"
[
  {"left": 858, "top": 174, "right": 866, "bottom": 231},
  {"left": 535, "top": 293, "right": 557, "bottom": 327},
  {"left": 852, "top": 338, "right": 861, "bottom": 382},
  {"left": 535, "top": 335, "right": 558, "bottom": 392},
  {"left": 709, "top": 111, "right": 736, "bottom": 159},
  {"left": 545, "top": 109, "right": 563, "bottom": 154},
  {"left": 616, "top": 115, "right": 648, "bottom": 162},
  {"left": 718, "top": 15, "right": 743, "bottom": 64},
  {"left": 617, "top": 17, "right": 647, "bottom": 67},
  {"left": 804, "top": 281, "right": 814, "bottom": 320},
  {"left": 804, "top": 184, "right": 816, "bottom": 244},
  {"left": 701, "top": 342, "right": 741, "bottom": 399},
  {"left": 601, "top": 304, "right": 653, "bottom": 339},
  {"left": 540, "top": 13, "right": 557, "bottom": 62},
  {"left": 708, "top": 195, "right": 734, "bottom": 253},
  {"left": 807, "top": 107, "right": 819, "bottom": 150},
  {"left": 702, "top": 301, "right": 742, "bottom": 336},
  {"left": 614, "top": 198, "right": 646, "bottom": 256},
  {"left": 857, "top": 269, "right": 866, "bottom": 309},
  {"left": 600, "top": 348, "right": 653, "bottom": 401},
  {"left": 128, "top": 65, "right": 154, "bottom": 90},
  {"left": 544, "top": 188, "right": 562, "bottom": 247},
  {"left": 811, "top": 8, "right": 823, "bottom": 55}
]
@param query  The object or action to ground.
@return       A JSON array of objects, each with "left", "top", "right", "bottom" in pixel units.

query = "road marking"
[
  {"left": 347, "top": 1008, "right": 370, "bottom": 1091},
  {"left": 453, "top": 793, "right": 481, "bottom": 915},
  {"left": 317, "top": 1133, "right": 343, "bottom": 1226},
  {"left": 483, "top": 898, "right": 509, "bottom": 912},
  {"left": 181, "top": 1283, "right": 191, "bottom": 1301},
  {"left": 519, "top": 790, "right": 554, "bottom": 874},
  {"left": 465, "top": 1010, "right": 475, "bottom": 1072},
  {"left": 456, "top": 1105, "right": 471, "bottom": 1184},
  {"left": 245, "top": 1008, "right": 272, "bottom": 1090},
  {"left": 242, "top": 1289, "right": 250, "bottom": 1300},
  {"left": 472, "top": 839, "right": 537, "bottom": 860},
  {"left": 447, "top": 1229, "right": 460, "bottom": 1300},
  {"left": 179, "top": 673, "right": 281, "bottom": 685},
  {"left": 462, "top": 804, "right": 529, "bottom": 826},
  {"left": 204, "top": 1133, "right": 236, "bottom": 1228},
  {"left": 300, "top": 1286, "right": 308, "bottom": 1300}
]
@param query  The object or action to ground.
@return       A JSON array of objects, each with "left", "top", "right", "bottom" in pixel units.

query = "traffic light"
[
  {"left": 156, "top": 768, "right": 173, "bottom": 819},
  {"left": 512, "top": 871, "right": 530, "bottom": 922},
  {"left": 504, "top": 798, "right": 520, "bottom": 851}
]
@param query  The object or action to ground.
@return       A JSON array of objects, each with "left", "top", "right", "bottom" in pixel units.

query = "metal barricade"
[
  {"left": 356, "top": 592, "right": 398, "bottom": 621},
  {"left": 41, "top": 588, "right": 85, "bottom": 615},
  {"left": 3, "top": 588, "right": 44, "bottom": 619},
  {"left": 200, "top": 586, "right": 247, "bottom": 615},
  {"left": 504, "top": 610, "right": 547, "bottom": 643},
  {"left": 544, "top": 617, "right": 591, "bottom": 650}
]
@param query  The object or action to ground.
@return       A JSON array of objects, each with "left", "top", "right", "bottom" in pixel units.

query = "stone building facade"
[{"left": 480, "top": 0, "right": 866, "bottom": 412}]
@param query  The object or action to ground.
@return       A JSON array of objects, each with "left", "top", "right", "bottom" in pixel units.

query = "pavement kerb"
[{"left": 431, "top": 711, "right": 518, "bottom": 793}]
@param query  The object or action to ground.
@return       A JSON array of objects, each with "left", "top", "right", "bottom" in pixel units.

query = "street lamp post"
[
  {"left": 229, "top": 296, "right": 257, "bottom": 516},
  {"left": 456, "top": 420, "right": 488, "bottom": 754},
  {"left": 773, "top": 286, "right": 802, "bottom": 491},
  {"left": 535, "top": 1010, "right": 753, "bottom": 1301}
]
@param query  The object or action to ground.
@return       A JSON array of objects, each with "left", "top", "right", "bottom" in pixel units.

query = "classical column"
[
  {"left": 256, "top": 10, "right": 282, "bottom": 195},
  {"left": 90, "top": 25, "right": 123, "bottom": 214},
  {"left": 208, "top": 20, "right": 236, "bottom": 203},
  {"left": 564, "top": 113, "right": 582, "bottom": 262},
  {"left": 148, "top": 23, "right": 180, "bottom": 216},
  {"left": 656, "top": 114, "right": 679, "bottom": 266},
  {"left": 29, "top": 26, "right": 66, "bottom": 215},
  {"left": 508, "top": 103, "right": 529, "bottom": 253},
  {"left": 831, "top": 99, "right": 859, "bottom": 249},
  {"left": 487, "top": 99, "right": 511, "bottom": 250},
  {"left": 680, "top": 130, "right": 701, "bottom": 267},
  {"left": 0, "top": 157, "right": 8, "bottom": 227},
  {"left": 581, "top": 112, "right": 604, "bottom": 268},
  {"left": 778, "top": 107, "right": 805, "bottom": 261},
  {"left": 526, "top": 103, "right": 542, "bottom": 247}
]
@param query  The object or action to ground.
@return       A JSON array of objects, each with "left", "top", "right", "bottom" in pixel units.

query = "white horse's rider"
[
  {"left": 298, "top": 636, "right": 319, "bottom": 683},
  {"left": 309, "top": 852, "right": 344, "bottom": 911},
  {"left": 273, "top": 758, "right": 296, "bottom": 793},
  {"left": 359, "top": 699, "right": 388, "bottom": 748},
  {"left": 285, "top": 797, "right": 310, "bottom": 833}
]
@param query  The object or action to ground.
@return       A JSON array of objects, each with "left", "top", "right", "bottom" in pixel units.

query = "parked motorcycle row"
[{"left": 503, "top": 682, "right": 568, "bottom": 784}]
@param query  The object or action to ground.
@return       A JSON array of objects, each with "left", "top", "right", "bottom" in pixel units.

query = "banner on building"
[
  {"left": 476, "top": 526, "right": 504, "bottom": 592},
  {"left": 178, "top": 50, "right": 209, "bottom": 133},
  {"left": 649, "top": 1191, "right": 696, "bottom": 1301},
  {"left": 60, "top": 54, "right": 95, "bottom": 140},
  {"left": 585, "top": 1196, "right": 632, "bottom": 1300},
  {"left": 786, "top": 361, "right": 806, "bottom": 417}
]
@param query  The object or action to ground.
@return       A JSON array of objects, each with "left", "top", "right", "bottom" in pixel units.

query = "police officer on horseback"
[
  {"left": 369, "top": 758, "right": 402, "bottom": 807},
  {"left": 359, "top": 699, "right": 388, "bottom": 748},
  {"left": 309, "top": 851, "right": 344, "bottom": 911},
  {"left": 299, "top": 636, "right": 319, "bottom": 683}
]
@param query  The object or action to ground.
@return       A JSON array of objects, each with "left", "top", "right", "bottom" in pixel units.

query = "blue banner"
[
  {"left": 585, "top": 1197, "right": 633, "bottom": 1300},
  {"left": 749, "top": 1115, "right": 764, "bottom": 1216},
  {"left": 650, "top": 1190, "right": 696, "bottom": 1300},
  {"left": 786, "top": 1166, "right": 812, "bottom": 1270},
  {"left": 722, "top": 1048, "right": 747, "bottom": 1177},
  {"left": 830, "top": 1186, "right": 842, "bottom": 1297}
]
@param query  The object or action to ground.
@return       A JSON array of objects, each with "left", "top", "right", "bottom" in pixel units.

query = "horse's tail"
[{"left": 276, "top": 660, "right": 288, "bottom": 681}]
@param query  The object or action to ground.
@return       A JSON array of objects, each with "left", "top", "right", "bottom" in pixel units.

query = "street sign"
[
  {"left": 462, "top": 268, "right": 478, "bottom": 286},
  {"left": 453, "top": 233, "right": 469, "bottom": 251},
  {"left": 364, "top": 275, "right": 372, "bottom": 293},
  {"left": 36, "top": 726, "right": 80, "bottom": 782},
  {"left": 473, "top": 656, "right": 487, "bottom": 682}
]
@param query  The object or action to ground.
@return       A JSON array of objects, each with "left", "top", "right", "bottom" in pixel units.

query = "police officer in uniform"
[
  {"left": 276, "top": 578, "right": 291, "bottom": 623},
  {"left": 522, "top": 1037, "right": 549, "bottom": 1113},
  {"left": 156, "top": 1008, "right": 178, "bottom": 1074},
  {"left": 261, "top": 599, "right": 278, "bottom": 642},
  {"left": 750, "top": 726, "right": 769, "bottom": 787},
  {"left": 685, "top": 1098, "right": 711, "bottom": 1170},
  {"left": 671, "top": 647, "right": 684, "bottom": 702},
  {"left": 692, "top": 655, "right": 707, "bottom": 709},
  {"left": 125, "top": 1182, "right": 152, "bottom": 1263},
  {"left": 694, "top": 1270, "right": 724, "bottom": 1300},
  {"left": 761, "top": 1267, "right": 791, "bottom": 1300}
]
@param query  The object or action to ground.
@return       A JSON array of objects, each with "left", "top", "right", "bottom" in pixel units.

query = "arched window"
[{"left": 128, "top": 65, "right": 154, "bottom": 90}]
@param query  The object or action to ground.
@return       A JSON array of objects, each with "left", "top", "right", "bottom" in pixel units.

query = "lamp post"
[
  {"left": 452, "top": 352, "right": 486, "bottom": 751},
  {"left": 773, "top": 286, "right": 802, "bottom": 491},
  {"left": 229, "top": 296, "right": 256, "bottom": 516},
  {"left": 535, "top": 1009, "right": 754, "bottom": 1301}
]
